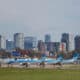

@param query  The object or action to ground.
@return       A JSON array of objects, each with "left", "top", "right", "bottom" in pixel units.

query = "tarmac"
[{"left": 1, "top": 63, "right": 80, "bottom": 69}]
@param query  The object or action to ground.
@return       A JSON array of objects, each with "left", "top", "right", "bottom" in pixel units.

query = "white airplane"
[
  {"left": 42, "top": 56, "right": 62, "bottom": 65},
  {"left": 61, "top": 53, "right": 79, "bottom": 64}
]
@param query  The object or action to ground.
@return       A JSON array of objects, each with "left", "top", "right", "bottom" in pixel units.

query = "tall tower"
[
  {"left": 38, "top": 40, "right": 46, "bottom": 52},
  {"left": 45, "top": 34, "right": 51, "bottom": 43},
  {"left": 74, "top": 35, "right": 80, "bottom": 50},
  {"left": 61, "top": 33, "right": 69, "bottom": 52},
  {"left": 6, "top": 40, "right": 14, "bottom": 51},
  {"left": 69, "top": 34, "right": 74, "bottom": 51},
  {"left": 0, "top": 35, "right": 6, "bottom": 49},
  {"left": 14, "top": 33, "right": 24, "bottom": 49},
  {"left": 24, "top": 36, "right": 37, "bottom": 50}
]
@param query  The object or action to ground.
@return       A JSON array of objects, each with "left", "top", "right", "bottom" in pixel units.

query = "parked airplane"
[
  {"left": 61, "top": 53, "right": 79, "bottom": 64},
  {"left": 1, "top": 58, "right": 29, "bottom": 64},
  {"left": 40, "top": 53, "right": 79, "bottom": 64},
  {"left": 42, "top": 56, "right": 62, "bottom": 65}
]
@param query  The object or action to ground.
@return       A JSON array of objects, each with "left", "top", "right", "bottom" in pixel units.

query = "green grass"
[{"left": 0, "top": 68, "right": 80, "bottom": 80}]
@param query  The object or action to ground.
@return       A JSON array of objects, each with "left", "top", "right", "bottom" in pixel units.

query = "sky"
[{"left": 0, "top": 0, "right": 80, "bottom": 41}]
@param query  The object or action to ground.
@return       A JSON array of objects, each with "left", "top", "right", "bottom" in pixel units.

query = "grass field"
[{"left": 0, "top": 68, "right": 80, "bottom": 80}]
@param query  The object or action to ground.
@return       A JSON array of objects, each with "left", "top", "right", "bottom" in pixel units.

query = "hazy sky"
[{"left": 0, "top": 0, "right": 80, "bottom": 41}]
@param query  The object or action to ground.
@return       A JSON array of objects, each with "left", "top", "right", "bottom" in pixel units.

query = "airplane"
[
  {"left": 42, "top": 56, "right": 62, "bottom": 65},
  {"left": 1, "top": 58, "right": 29, "bottom": 64},
  {"left": 39, "top": 53, "right": 79, "bottom": 65},
  {"left": 61, "top": 53, "right": 79, "bottom": 64},
  {"left": 1, "top": 58, "right": 15, "bottom": 64},
  {"left": 4, "top": 58, "right": 42, "bottom": 65}
]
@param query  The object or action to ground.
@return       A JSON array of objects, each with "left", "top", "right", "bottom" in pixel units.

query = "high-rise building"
[
  {"left": 14, "top": 33, "right": 24, "bottom": 49},
  {"left": 61, "top": 33, "right": 69, "bottom": 52},
  {"left": 53, "top": 42, "right": 60, "bottom": 53},
  {"left": 38, "top": 40, "right": 46, "bottom": 52},
  {"left": 6, "top": 40, "right": 14, "bottom": 51},
  {"left": 74, "top": 35, "right": 80, "bottom": 50},
  {"left": 59, "top": 42, "right": 66, "bottom": 52},
  {"left": 45, "top": 42, "right": 60, "bottom": 53},
  {"left": 24, "top": 37, "right": 37, "bottom": 50},
  {"left": 0, "top": 35, "right": 6, "bottom": 49},
  {"left": 45, "top": 34, "right": 51, "bottom": 43},
  {"left": 61, "top": 33, "right": 74, "bottom": 52},
  {"left": 45, "top": 42, "right": 54, "bottom": 52},
  {"left": 69, "top": 34, "right": 74, "bottom": 51}
]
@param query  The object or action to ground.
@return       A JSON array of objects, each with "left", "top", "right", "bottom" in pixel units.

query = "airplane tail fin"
[
  {"left": 57, "top": 54, "right": 63, "bottom": 60},
  {"left": 72, "top": 53, "right": 79, "bottom": 60},
  {"left": 40, "top": 56, "right": 46, "bottom": 61}
]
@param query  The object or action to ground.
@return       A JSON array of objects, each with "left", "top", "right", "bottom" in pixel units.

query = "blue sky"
[{"left": 0, "top": 0, "right": 80, "bottom": 41}]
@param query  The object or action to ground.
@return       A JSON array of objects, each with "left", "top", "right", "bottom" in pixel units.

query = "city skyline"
[
  {"left": 0, "top": 0, "right": 80, "bottom": 41},
  {"left": 0, "top": 32, "right": 80, "bottom": 51},
  {"left": 0, "top": 32, "right": 77, "bottom": 42}
]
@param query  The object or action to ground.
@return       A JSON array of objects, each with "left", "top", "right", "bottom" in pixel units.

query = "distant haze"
[{"left": 0, "top": 0, "right": 80, "bottom": 41}]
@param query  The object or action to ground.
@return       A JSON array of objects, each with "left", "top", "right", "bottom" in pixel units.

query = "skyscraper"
[
  {"left": 6, "top": 40, "right": 14, "bottom": 51},
  {"left": 74, "top": 35, "right": 80, "bottom": 50},
  {"left": 38, "top": 40, "right": 46, "bottom": 52},
  {"left": 61, "top": 33, "right": 69, "bottom": 52},
  {"left": 69, "top": 34, "right": 74, "bottom": 51},
  {"left": 45, "top": 34, "right": 51, "bottom": 43},
  {"left": 59, "top": 42, "right": 66, "bottom": 52},
  {"left": 45, "top": 42, "right": 60, "bottom": 53},
  {"left": 0, "top": 35, "right": 6, "bottom": 49},
  {"left": 24, "top": 37, "right": 37, "bottom": 50},
  {"left": 14, "top": 33, "right": 24, "bottom": 49}
]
